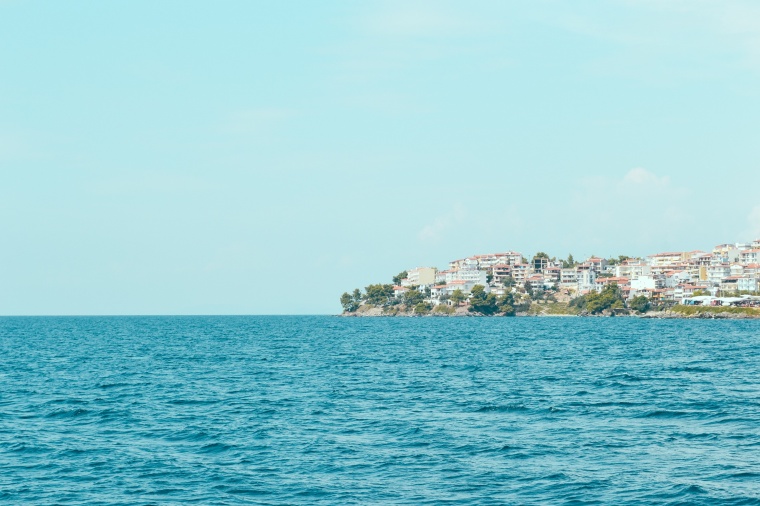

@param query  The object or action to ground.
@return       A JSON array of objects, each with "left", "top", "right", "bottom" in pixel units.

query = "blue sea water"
[{"left": 1, "top": 316, "right": 760, "bottom": 505}]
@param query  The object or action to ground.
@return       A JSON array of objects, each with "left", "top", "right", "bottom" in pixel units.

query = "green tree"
[
  {"left": 340, "top": 292, "right": 359, "bottom": 312},
  {"left": 498, "top": 291, "right": 516, "bottom": 316},
  {"left": 413, "top": 302, "right": 432, "bottom": 314},
  {"left": 502, "top": 276, "right": 515, "bottom": 288},
  {"left": 468, "top": 285, "right": 500, "bottom": 315},
  {"left": 365, "top": 284, "right": 394, "bottom": 305},
  {"left": 352, "top": 288, "right": 362, "bottom": 304},
  {"left": 403, "top": 288, "right": 425, "bottom": 307},
  {"left": 570, "top": 283, "right": 625, "bottom": 314},
  {"left": 486, "top": 274, "right": 494, "bottom": 284},
  {"left": 392, "top": 271, "right": 408, "bottom": 285},
  {"left": 450, "top": 289, "right": 466, "bottom": 305},
  {"left": 524, "top": 281, "right": 533, "bottom": 297},
  {"left": 562, "top": 254, "right": 576, "bottom": 268},
  {"left": 629, "top": 295, "right": 650, "bottom": 313}
]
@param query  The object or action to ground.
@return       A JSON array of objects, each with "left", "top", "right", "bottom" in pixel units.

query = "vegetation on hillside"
[
  {"left": 569, "top": 283, "right": 625, "bottom": 314},
  {"left": 670, "top": 305, "right": 760, "bottom": 316},
  {"left": 341, "top": 279, "right": 663, "bottom": 318}
]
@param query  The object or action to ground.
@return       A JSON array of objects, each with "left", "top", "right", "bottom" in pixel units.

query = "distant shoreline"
[{"left": 340, "top": 307, "right": 760, "bottom": 320}]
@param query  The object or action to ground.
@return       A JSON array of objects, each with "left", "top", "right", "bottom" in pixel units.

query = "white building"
[
  {"left": 737, "top": 276, "right": 759, "bottom": 293},
  {"left": 577, "top": 268, "right": 597, "bottom": 292},
  {"left": 631, "top": 275, "right": 657, "bottom": 291},
  {"left": 661, "top": 271, "right": 689, "bottom": 288},
  {"left": 615, "top": 262, "right": 651, "bottom": 279},
  {"left": 707, "top": 264, "right": 731, "bottom": 285},
  {"left": 474, "top": 252, "right": 523, "bottom": 268},
  {"left": 560, "top": 268, "right": 579, "bottom": 287},
  {"left": 648, "top": 252, "right": 685, "bottom": 267},
  {"left": 445, "top": 268, "right": 488, "bottom": 286},
  {"left": 401, "top": 267, "right": 437, "bottom": 287},
  {"left": 740, "top": 249, "right": 760, "bottom": 265}
]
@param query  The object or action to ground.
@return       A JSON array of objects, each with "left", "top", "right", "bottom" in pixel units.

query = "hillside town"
[{"left": 342, "top": 238, "right": 760, "bottom": 315}]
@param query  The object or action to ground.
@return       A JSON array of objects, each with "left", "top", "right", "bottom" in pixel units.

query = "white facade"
[
  {"left": 737, "top": 277, "right": 759, "bottom": 293},
  {"left": 577, "top": 269, "right": 597, "bottom": 292},
  {"left": 475, "top": 252, "right": 523, "bottom": 268},
  {"left": 707, "top": 264, "right": 731, "bottom": 285},
  {"left": 740, "top": 249, "right": 760, "bottom": 265},
  {"left": 631, "top": 275, "right": 657, "bottom": 291},
  {"left": 616, "top": 262, "right": 651, "bottom": 279},
  {"left": 445, "top": 268, "right": 488, "bottom": 286},
  {"left": 560, "top": 268, "right": 579, "bottom": 286},
  {"left": 648, "top": 252, "right": 684, "bottom": 267}
]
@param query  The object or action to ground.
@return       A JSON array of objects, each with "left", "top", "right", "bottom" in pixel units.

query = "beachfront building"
[
  {"left": 401, "top": 267, "right": 437, "bottom": 287},
  {"left": 436, "top": 279, "right": 483, "bottom": 297},
  {"left": 615, "top": 260, "right": 651, "bottom": 279},
  {"left": 631, "top": 275, "right": 657, "bottom": 291},
  {"left": 740, "top": 249, "right": 760, "bottom": 265},
  {"left": 560, "top": 268, "right": 579, "bottom": 287},
  {"left": 435, "top": 270, "right": 450, "bottom": 284},
  {"left": 594, "top": 277, "right": 630, "bottom": 293},
  {"left": 648, "top": 252, "right": 686, "bottom": 268},
  {"left": 707, "top": 264, "right": 731, "bottom": 286},
  {"left": 737, "top": 276, "right": 759, "bottom": 293},
  {"left": 490, "top": 264, "right": 513, "bottom": 285},
  {"left": 444, "top": 268, "right": 488, "bottom": 286},
  {"left": 526, "top": 274, "right": 545, "bottom": 291},
  {"left": 663, "top": 270, "right": 692, "bottom": 288},
  {"left": 544, "top": 266, "right": 561, "bottom": 283},
  {"left": 585, "top": 257, "right": 608, "bottom": 272},
  {"left": 720, "top": 277, "right": 740, "bottom": 294},
  {"left": 577, "top": 265, "right": 597, "bottom": 293},
  {"left": 511, "top": 263, "right": 531, "bottom": 284},
  {"left": 393, "top": 286, "right": 409, "bottom": 298}
]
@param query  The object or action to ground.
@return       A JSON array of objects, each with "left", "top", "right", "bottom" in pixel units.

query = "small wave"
[
  {"left": 45, "top": 408, "right": 91, "bottom": 419},
  {"left": 670, "top": 365, "right": 713, "bottom": 373},
  {"left": 5, "top": 442, "right": 50, "bottom": 454},
  {"left": 167, "top": 399, "right": 219, "bottom": 406},
  {"left": 476, "top": 404, "right": 529, "bottom": 413},
  {"left": 200, "top": 442, "right": 235, "bottom": 454},
  {"left": 96, "top": 382, "right": 130, "bottom": 389},
  {"left": 639, "top": 409, "right": 693, "bottom": 419},
  {"left": 727, "top": 471, "right": 760, "bottom": 480}
]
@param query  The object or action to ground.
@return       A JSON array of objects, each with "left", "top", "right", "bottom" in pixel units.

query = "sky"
[{"left": 1, "top": 0, "right": 760, "bottom": 315}]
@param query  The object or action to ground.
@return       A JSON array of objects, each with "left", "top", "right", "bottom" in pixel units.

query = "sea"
[{"left": 1, "top": 316, "right": 759, "bottom": 505}]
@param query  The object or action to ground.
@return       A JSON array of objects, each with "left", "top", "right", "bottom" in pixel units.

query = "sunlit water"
[{"left": 1, "top": 316, "right": 759, "bottom": 504}]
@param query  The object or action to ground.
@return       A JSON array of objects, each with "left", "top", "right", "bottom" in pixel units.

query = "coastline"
[{"left": 339, "top": 306, "right": 760, "bottom": 319}]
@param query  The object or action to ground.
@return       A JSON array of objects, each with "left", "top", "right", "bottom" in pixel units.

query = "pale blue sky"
[{"left": 2, "top": 0, "right": 759, "bottom": 314}]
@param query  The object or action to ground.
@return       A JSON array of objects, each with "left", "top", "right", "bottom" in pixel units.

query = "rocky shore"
[{"left": 340, "top": 307, "right": 760, "bottom": 319}]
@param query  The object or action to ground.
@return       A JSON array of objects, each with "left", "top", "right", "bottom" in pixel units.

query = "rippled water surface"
[{"left": 2, "top": 316, "right": 760, "bottom": 504}]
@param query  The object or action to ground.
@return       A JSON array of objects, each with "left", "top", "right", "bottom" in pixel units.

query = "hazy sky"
[{"left": 2, "top": 1, "right": 760, "bottom": 314}]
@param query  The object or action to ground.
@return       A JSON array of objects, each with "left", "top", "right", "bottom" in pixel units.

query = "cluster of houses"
[{"left": 394, "top": 239, "right": 760, "bottom": 305}]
